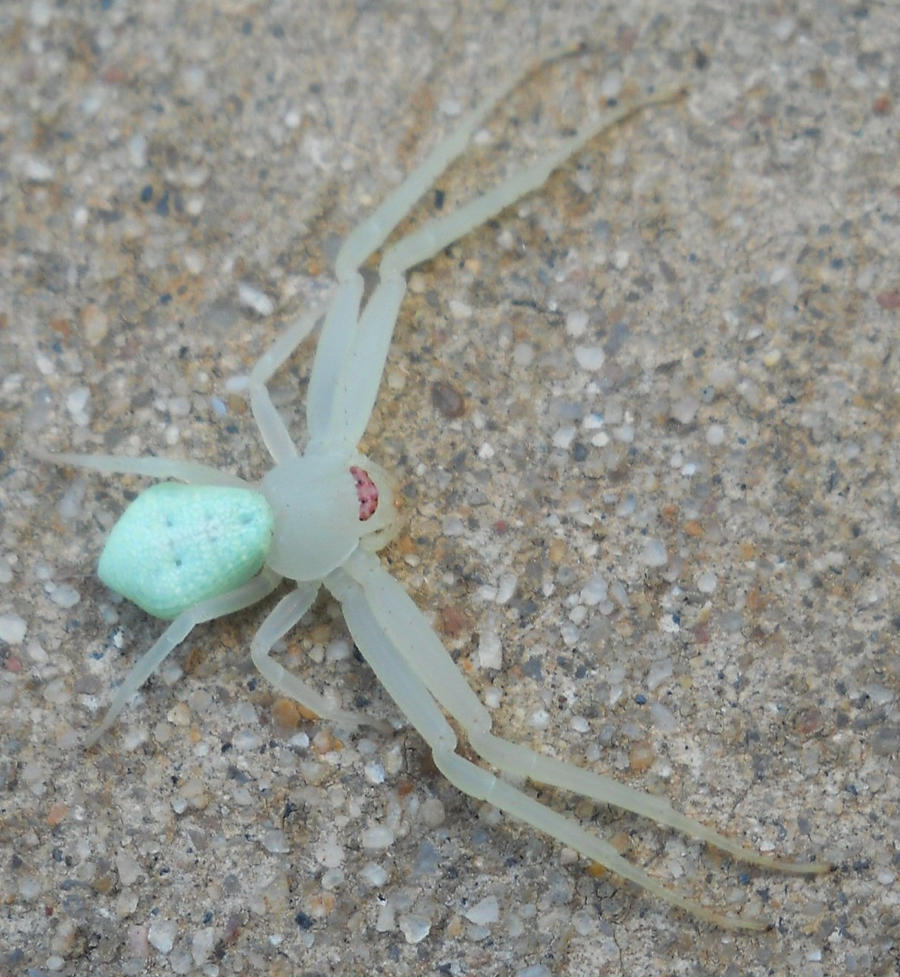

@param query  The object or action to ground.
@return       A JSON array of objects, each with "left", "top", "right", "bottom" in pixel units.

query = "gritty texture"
[{"left": 2, "top": 2, "right": 898, "bottom": 976}]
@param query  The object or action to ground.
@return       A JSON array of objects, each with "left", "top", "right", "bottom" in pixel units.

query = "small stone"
[
  {"left": 0, "top": 612, "right": 26, "bottom": 644},
  {"left": 696, "top": 570, "right": 717, "bottom": 593},
  {"left": 579, "top": 572, "right": 608, "bottom": 606},
  {"left": 399, "top": 913, "right": 432, "bottom": 943},
  {"left": 361, "top": 825, "right": 394, "bottom": 849},
  {"left": 670, "top": 396, "right": 699, "bottom": 424},
  {"left": 640, "top": 539, "right": 668, "bottom": 567},
  {"left": 565, "top": 309, "right": 588, "bottom": 338},
  {"left": 116, "top": 850, "right": 142, "bottom": 886},
  {"left": 464, "top": 895, "right": 499, "bottom": 925},
  {"left": 148, "top": 919, "right": 177, "bottom": 954},
  {"left": 706, "top": 423, "right": 725, "bottom": 446},
  {"left": 477, "top": 628, "right": 502, "bottom": 670},
  {"left": 237, "top": 282, "right": 275, "bottom": 316},
  {"left": 420, "top": 797, "right": 445, "bottom": 827},
  {"left": 574, "top": 346, "right": 605, "bottom": 371},
  {"left": 81, "top": 304, "right": 109, "bottom": 345},
  {"left": 261, "top": 829, "right": 290, "bottom": 854},
  {"left": 360, "top": 862, "right": 388, "bottom": 886},
  {"left": 431, "top": 380, "right": 465, "bottom": 418}
]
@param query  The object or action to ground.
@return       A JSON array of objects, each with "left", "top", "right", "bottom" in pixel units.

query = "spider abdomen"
[{"left": 97, "top": 482, "right": 274, "bottom": 620}]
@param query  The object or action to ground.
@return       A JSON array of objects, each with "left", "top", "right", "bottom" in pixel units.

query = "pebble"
[
  {"left": 464, "top": 895, "right": 499, "bottom": 925},
  {"left": 646, "top": 659, "right": 673, "bottom": 690},
  {"left": 237, "top": 282, "right": 275, "bottom": 316},
  {"left": 360, "top": 862, "right": 388, "bottom": 886},
  {"left": 399, "top": 913, "right": 432, "bottom": 943},
  {"left": 477, "top": 628, "right": 502, "bottom": 670},
  {"left": 261, "top": 829, "right": 290, "bottom": 854},
  {"left": 565, "top": 309, "right": 588, "bottom": 337},
  {"left": 48, "top": 583, "right": 80, "bottom": 608},
  {"left": 148, "top": 919, "right": 177, "bottom": 954},
  {"left": 361, "top": 825, "right": 394, "bottom": 849},
  {"left": 579, "top": 572, "right": 608, "bottom": 606},
  {"left": 0, "top": 613, "right": 27, "bottom": 644},
  {"left": 706, "top": 423, "right": 726, "bottom": 446},
  {"left": 574, "top": 345, "right": 605, "bottom": 371},
  {"left": 420, "top": 797, "right": 445, "bottom": 827},
  {"left": 116, "top": 851, "right": 142, "bottom": 886},
  {"left": 696, "top": 570, "right": 717, "bottom": 593},
  {"left": 640, "top": 539, "right": 668, "bottom": 567}
]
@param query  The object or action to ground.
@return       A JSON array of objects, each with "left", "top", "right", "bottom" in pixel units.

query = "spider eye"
[{"left": 350, "top": 465, "right": 379, "bottom": 521}]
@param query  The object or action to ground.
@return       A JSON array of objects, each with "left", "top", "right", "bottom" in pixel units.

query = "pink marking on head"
[{"left": 350, "top": 466, "right": 379, "bottom": 521}]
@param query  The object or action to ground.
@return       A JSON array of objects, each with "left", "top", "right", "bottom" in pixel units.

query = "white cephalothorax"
[{"left": 36, "top": 49, "right": 828, "bottom": 930}]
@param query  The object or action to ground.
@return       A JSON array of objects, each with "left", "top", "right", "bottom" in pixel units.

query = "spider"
[{"left": 35, "top": 48, "right": 828, "bottom": 930}]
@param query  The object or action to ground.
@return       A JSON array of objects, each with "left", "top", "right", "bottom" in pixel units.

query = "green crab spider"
[{"left": 36, "top": 49, "right": 828, "bottom": 931}]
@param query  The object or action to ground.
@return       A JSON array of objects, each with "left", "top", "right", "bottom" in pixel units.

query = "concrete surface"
[{"left": 1, "top": 1, "right": 897, "bottom": 975}]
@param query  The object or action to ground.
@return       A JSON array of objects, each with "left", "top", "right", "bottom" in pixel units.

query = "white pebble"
[
  {"left": 191, "top": 927, "right": 215, "bottom": 966},
  {"left": 261, "top": 829, "right": 290, "bottom": 854},
  {"left": 361, "top": 825, "right": 394, "bottom": 849},
  {"left": 420, "top": 797, "right": 445, "bottom": 827},
  {"left": 325, "top": 638, "right": 351, "bottom": 662},
  {"left": 0, "top": 613, "right": 27, "bottom": 644},
  {"left": 364, "top": 761, "right": 385, "bottom": 785},
  {"left": 580, "top": 572, "right": 608, "bottom": 606},
  {"left": 399, "top": 913, "right": 432, "bottom": 943},
  {"left": 65, "top": 386, "right": 91, "bottom": 418},
  {"left": 360, "top": 862, "right": 388, "bottom": 886},
  {"left": 477, "top": 628, "right": 502, "bottom": 670},
  {"left": 552, "top": 425, "right": 576, "bottom": 449},
  {"left": 706, "top": 423, "right": 726, "bottom": 446},
  {"left": 237, "top": 282, "right": 275, "bottom": 317},
  {"left": 496, "top": 573, "right": 517, "bottom": 604},
  {"left": 148, "top": 919, "right": 177, "bottom": 954},
  {"left": 513, "top": 342, "right": 534, "bottom": 367},
  {"left": 696, "top": 570, "right": 717, "bottom": 593},
  {"left": 565, "top": 309, "right": 589, "bottom": 337},
  {"left": 48, "top": 583, "right": 80, "bottom": 608},
  {"left": 646, "top": 658, "right": 673, "bottom": 690},
  {"left": 650, "top": 701, "right": 678, "bottom": 732},
  {"left": 670, "top": 396, "right": 699, "bottom": 424},
  {"left": 574, "top": 346, "right": 605, "bottom": 371},
  {"left": 24, "top": 157, "right": 55, "bottom": 181},
  {"left": 464, "top": 895, "right": 499, "bottom": 925},
  {"left": 529, "top": 709, "right": 550, "bottom": 730},
  {"left": 599, "top": 71, "right": 623, "bottom": 99},
  {"left": 442, "top": 515, "right": 465, "bottom": 537},
  {"left": 127, "top": 132, "right": 147, "bottom": 167},
  {"left": 640, "top": 539, "right": 668, "bottom": 567}
]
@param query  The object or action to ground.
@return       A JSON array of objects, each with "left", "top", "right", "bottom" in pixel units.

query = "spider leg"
[
  {"left": 379, "top": 87, "right": 685, "bottom": 278},
  {"left": 249, "top": 309, "right": 321, "bottom": 462},
  {"left": 250, "top": 582, "right": 389, "bottom": 732},
  {"left": 86, "top": 568, "right": 281, "bottom": 746},
  {"left": 333, "top": 47, "right": 584, "bottom": 282},
  {"left": 306, "top": 51, "right": 585, "bottom": 450},
  {"left": 339, "top": 551, "right": 827, "bottom": 873},
  {"left": 312, "top": 74, "right": 684, "bottom": 452},
  {"left": 30, "top": 447, "right": 248, "bottom": 487},
  {"left": 327, "top": 560, "right": 770, "bottom": 930}
]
